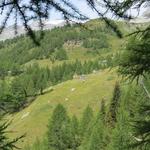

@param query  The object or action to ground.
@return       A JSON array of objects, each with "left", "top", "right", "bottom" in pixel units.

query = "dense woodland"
[{"left": 0, "top": 24, "right": 112, "bottom": 78}]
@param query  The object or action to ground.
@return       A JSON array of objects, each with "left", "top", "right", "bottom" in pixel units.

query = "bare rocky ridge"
[
  {"left": 130, "top": 9, "right": 150, "bottom": 23},
  {"left": 130, "top": 17, "right": 150, "bottom": 23},
  {"left": 0, "top": 20, "right": 66, "bottom": 41}
]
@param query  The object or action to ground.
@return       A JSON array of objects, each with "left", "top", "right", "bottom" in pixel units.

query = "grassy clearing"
[{"left": 7, "top": 69, "right": 118, "bottom": 147}]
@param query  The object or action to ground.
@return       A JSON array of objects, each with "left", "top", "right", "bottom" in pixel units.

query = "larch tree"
[
  {"left": 108, "top": 108, "right": 132, "bottom": 150},
  {"left": 47, "top": 104, "right": 71, "bottom": 150},
  {"left": 0, "top": 121, "right": 24, "bottom": 150},
  {"left": 70, "top": 115, "right": 81, "bottom": 150},
  {"left": 80, "top": 105, "right": 94, "bottom": 138},
  {"left": 88, "top": 99, "right": 107, "bottom": 150},
  {"left": 107, "top": 82, "right": 121, "bottom": 127}
]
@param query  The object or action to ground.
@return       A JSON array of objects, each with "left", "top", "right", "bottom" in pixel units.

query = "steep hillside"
[
  {"left": 0, "top": 19, "right": 125, "bottom": 113},
  {"left": 7, "top": 69, "right": 118, "bottom": 147},
  {"left": 0, "top": 19, "right": 123, "bottom": 71}
]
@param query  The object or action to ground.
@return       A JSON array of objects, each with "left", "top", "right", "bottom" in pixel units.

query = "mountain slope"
[
  {"left": 7, "top": 69, "right": 117, "bottom": 147},
  {"left": 0, "top": 19, "right": 142, "bottom": 148}
]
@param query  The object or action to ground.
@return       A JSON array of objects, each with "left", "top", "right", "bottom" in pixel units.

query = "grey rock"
[{"left": 0, "top": 20, "right": 66, "bottom": 41}]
